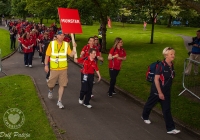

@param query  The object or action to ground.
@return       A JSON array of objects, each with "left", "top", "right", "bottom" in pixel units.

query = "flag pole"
[{"left": 70, "top": 33, "right": 77, "bottom": 58}]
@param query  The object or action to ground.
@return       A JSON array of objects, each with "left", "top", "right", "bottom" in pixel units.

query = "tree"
[
  {"left": 26, "top": 0, "right": 70, "bottom": 23},
  {"left": 68, "top": 0, "right": 94, "bottom": 25},
  {"left": 128, "top": 0, "right": 173, "bottom": 44},
  {"left": 69, "top": 0, "right": 121, "bottom": 52},
  {"left": 119, "top": 8, "right": 132, "bottom": 27},
  {"left": 178, "top": 0, "right": 200, "bottom": 14},
  {"left": 162, "top": 0, "right": 182, "bottom": 27},
  {"left": 90, "top": 0, "right": 121, "bottom": 52},
  {"left": 11, "top": 0, "right": 28, "bottom": 20},
  {"left": 0, "top": 0, "right": 11, "bottom": 16}
]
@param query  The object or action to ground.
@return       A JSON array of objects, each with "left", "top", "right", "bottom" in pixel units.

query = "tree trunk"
[
  {"left": 150, "top": 10, "right": 156, "bottom": 44},
  {"left": 40, "top": 18, "right": 43, "bottom": 24},
  {"left": 167, "top": 15, "right": 172, "bottom": 28},
  {"left": 101, "top": 19, "right": 107, "bottom": 53}
]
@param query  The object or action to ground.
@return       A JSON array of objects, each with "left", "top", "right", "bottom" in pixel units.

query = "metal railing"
[{"left": 179, "top": 58, "right": 200, "bottom": 100}]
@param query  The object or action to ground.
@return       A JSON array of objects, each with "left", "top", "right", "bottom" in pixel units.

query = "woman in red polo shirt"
[
  {"left": 21, "top": 32, "right": 34, "bottom": 67},
  {"left": 107, "top": 37, "right": 127, "bottom": 97}
]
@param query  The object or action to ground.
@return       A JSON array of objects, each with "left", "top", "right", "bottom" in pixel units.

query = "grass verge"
[
  {"left": 0, "top": 75, "right": 56, "bottom": 140},
  {"left": 0, "top": 28, "right": 13, "bottom": 58}
]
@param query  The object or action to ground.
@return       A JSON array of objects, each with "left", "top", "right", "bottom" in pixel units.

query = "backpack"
[{"left": 146, "top": 61, "right": 164, "bottom": 83}]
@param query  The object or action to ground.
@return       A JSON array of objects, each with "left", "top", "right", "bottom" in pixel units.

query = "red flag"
[
  {"left": 108, "top": 18, "right": 111, "bottom": 28},
  {"left": 58, "top": 8, "right": 82, "bottom": 34}
]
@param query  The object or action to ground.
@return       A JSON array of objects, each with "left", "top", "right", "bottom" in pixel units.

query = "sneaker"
[
  {"left": 108, "top": 95, "right": 112, "bottom": 98},
  {"left": 29, "top": 65, "right": 32, "bottom": 68},
  {"left": 167, "top": 129, "right": 181, "bottom": 134},
  {"left": 48, "top": 90, "right": 53, "bottom": 99},
  {"left": 79, "top": 99, "right": 83, "bottom": 104},
  {"left": 46, "top": 79, "right": 49, "bottom": 82},
  {"left": 57, "top": 101, "right": 64, "bottom": 109},
  {"left": 93, "top": 81, "right": 95, "bottom": 84},
  {"left": 83, "top": 104, "right": 92, "bottom": 108},
  {"left": 25, "top": 65, "right": 28, "bottom": 67},
  {"left": 91, "top": 95, "right": 94, "bottom": 98},
  {"left": 141, "top": 116, "right": 151, "bottom": 124},
  {"left": 113, "top": 91, "right": 117, "bottom": 94},
  {"left": 41, "top": 62, "right": 44, "bottom": 64}
]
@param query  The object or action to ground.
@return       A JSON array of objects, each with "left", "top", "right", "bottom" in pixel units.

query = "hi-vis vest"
[{"left": 50, "top": 41, "right": 68, "bottom": 69}]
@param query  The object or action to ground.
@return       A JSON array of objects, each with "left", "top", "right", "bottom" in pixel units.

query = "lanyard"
[{"left": 56, "top": 43, "right": 63, "bottom": 58}]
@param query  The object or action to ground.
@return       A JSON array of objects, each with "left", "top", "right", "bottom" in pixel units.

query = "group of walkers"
[
  {"left": 7, "top": 19, "right": 181, "bottom": 135},
  {"left": 8, "top": 19, "right": 63, "bottom": 67}
]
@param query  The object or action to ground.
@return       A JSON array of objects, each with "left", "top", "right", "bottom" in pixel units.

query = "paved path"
[{"left": 0, "top": 26, "right": 199, "bottom": 140}]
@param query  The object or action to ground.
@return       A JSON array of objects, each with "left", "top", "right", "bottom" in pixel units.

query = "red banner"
[{"left": 58, "top": 8, "right": 82, "bottom": 34}]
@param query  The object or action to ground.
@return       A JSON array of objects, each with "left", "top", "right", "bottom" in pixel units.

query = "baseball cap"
[{"left": 57, "top": 30, "right": 64, "bottom": 35}]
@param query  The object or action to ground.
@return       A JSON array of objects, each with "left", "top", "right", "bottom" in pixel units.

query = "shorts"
[{"left": 47, "top": 69, "right": 68, "bottom": 87}]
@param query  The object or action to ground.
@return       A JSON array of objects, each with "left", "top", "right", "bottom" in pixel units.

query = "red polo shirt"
[
  {"left": 30, "top": 34, "right": 37, "bottom": 46},
  {"left": 78, "top": 56, "right": 99, "bottom": 74},
  {"left": 108, "top": 47, "right": 126, "bottom": 70},
  {"left": 81, "top": 44, "right": 100, "bottom": 58},
  {"left": 22, "top": 39, "right": 33, "bottom": 53}
]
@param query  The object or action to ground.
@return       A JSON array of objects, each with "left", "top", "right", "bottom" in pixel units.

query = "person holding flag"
[{"left": 44, "top": 30, "right": 77, "bottom": 109}]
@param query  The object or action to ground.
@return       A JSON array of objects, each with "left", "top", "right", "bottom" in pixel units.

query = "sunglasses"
[{"left": 167, "top": 47, "right": 173, "bottom": 50}]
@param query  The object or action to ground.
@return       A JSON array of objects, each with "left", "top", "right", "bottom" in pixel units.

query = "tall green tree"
[
  {"left": 11, "top": 0, "right": 28, "bottom": 20},
  {"left": 128, "top": 0, "right": 172, "bottom": 44},
  {"left": 69, "top": 0, "right": 122, "bottom": 52},
  {"left": 163, "top": 0, "right": 182, "bottom": 27},
  {"left": 26, "top": 0, "right": 70, "bottom": 23},
  {"left": 0, "top": 0, "right": 11, "bottom": 15}
]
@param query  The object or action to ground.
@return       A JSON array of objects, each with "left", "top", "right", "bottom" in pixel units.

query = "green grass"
[
  {"left": 0, "top": 75, "right": 56, "bottom": 140},
  {"left": 0, "top": 28, "right": 13, "bottom": 58}
]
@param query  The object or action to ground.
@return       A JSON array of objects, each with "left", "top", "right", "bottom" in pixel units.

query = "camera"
[{"left": 188, "top": 42, "right": 194, "bottom": 46}]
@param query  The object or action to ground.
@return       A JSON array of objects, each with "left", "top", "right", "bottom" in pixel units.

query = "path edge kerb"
[
  {"left": 69, "top": 58, "right": 200, "bottom": 138},
  {"left": 29, "top": 75, "right": 64, "bottom": 140},
  {"left": 1, "top": 52, "right": 64, "bottom": 140}
]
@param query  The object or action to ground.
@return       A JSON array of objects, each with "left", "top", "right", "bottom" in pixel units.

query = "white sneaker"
[
  {"left": 29, "top": 65, "right": 32, "bottom": 68},
  {"left": 57, "top": 101, "right": 64, "bottom": 109},
  {"left": 48, "top": 90, "right": 53, "bottom": 99},
  {"left": 25, "top": 65, "right": 28, "bottom": 67},
  {"left": 83, "top": 104, "right": 92, "bottom": 108},
  {"left": 167, "top": 129, "right": 181, "bottom": 134},
  {"left": 113, "top": 91, "right": 117, "bottom": 95},
  {"left": 46, "top": 79, "right": 49, "bottom": 82},
  {"left": 79, "top": 99, "right": 83, "bottom": 104},
  {"left": 141, "top": 116, "right": 151, "bottom": 124}
]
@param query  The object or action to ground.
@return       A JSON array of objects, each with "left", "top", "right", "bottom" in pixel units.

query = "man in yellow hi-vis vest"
[{"left": 44, "top": 30, "right": 77, "bottom": 109}]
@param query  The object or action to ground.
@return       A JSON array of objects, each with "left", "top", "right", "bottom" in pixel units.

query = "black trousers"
[
  {"left": 10, "top": 38, "right": 16, "bottom": 49},
  {"left": 108, "top": 69, "right": 120, "bottom": 96},
  {"left": 80, "top": 73, "right": 94, "bottom": 105},
  {"left": 24, "top": 52, "right": 33, "bottom": 65},
  {"left": 142, "top": 87, "right": 175, "bottom": 131}
]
